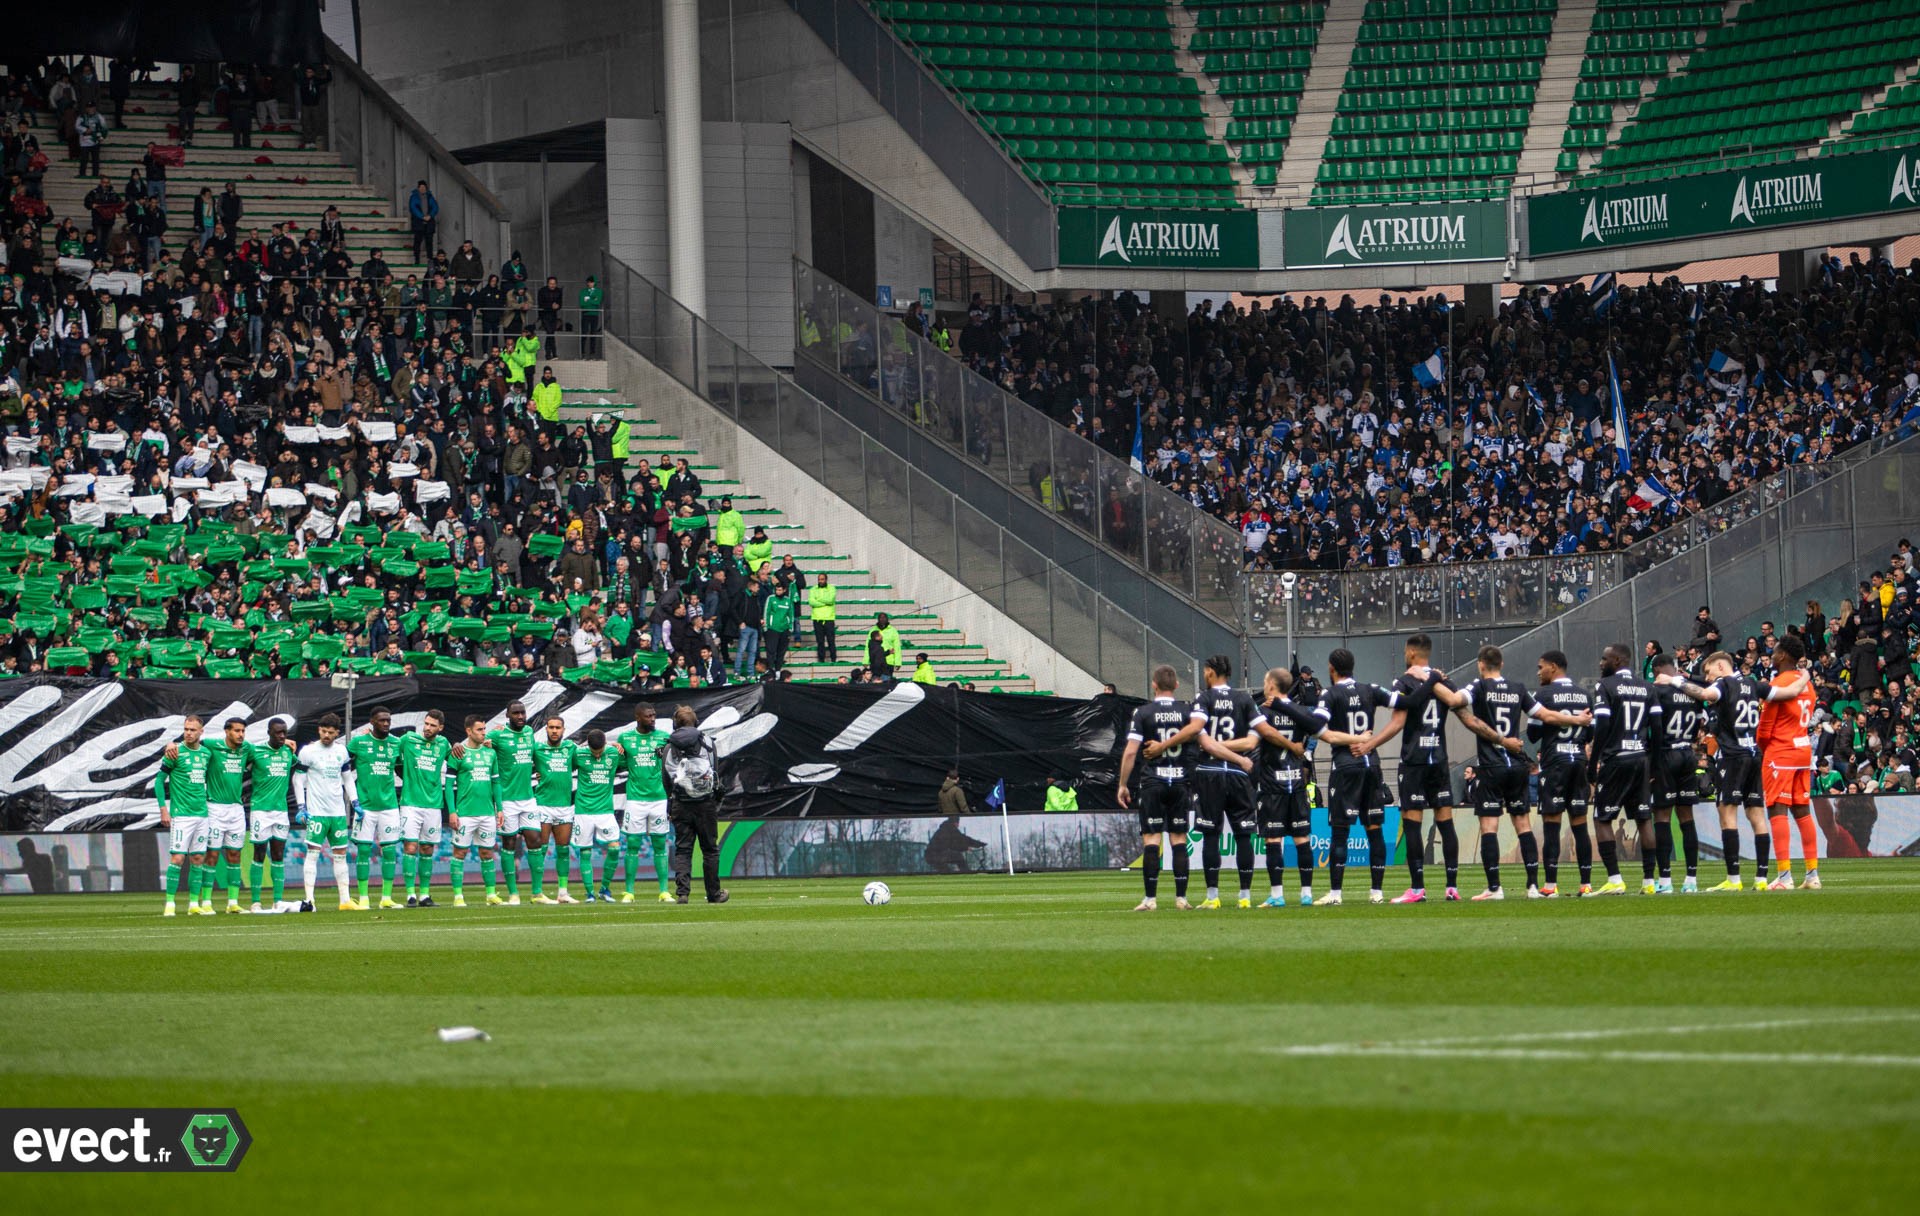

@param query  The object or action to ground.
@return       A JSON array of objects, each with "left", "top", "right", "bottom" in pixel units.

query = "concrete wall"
[
  {"left": 873, "top": 196, "right": 935, "bottom": 313},
  {"left": 605, "top": 118, "right": 796, "bottom": 367},
  {"left": 604, "top": 336, "right": 1101, "bottom": 697}
]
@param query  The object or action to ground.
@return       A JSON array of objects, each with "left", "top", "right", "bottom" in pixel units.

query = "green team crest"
[{"left": 182, "top": 1113, "right": 239, "bottom": 1167}]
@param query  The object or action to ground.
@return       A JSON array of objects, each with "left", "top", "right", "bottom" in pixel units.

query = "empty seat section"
[{"left": 1185, "top": 2, "right": 1329, "bottom": 175}]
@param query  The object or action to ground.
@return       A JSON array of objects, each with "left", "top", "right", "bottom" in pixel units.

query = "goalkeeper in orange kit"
[{"left": 1758, "top": 635, "right": 1821, "bottom": 890}]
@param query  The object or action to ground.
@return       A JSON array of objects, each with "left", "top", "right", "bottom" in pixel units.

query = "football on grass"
[{"left": 862, "top": 881, "right": 892, "bottom": 906}]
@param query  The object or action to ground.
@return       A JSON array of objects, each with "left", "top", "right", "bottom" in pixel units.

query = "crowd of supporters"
[
  {"left": 0, "top": 57, "right": 819, "bottom": 686},
  {"left": 923, "top": 259, "right": 1920, "bottom": 573}
]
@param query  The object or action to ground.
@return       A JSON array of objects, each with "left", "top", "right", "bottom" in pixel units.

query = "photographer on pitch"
[{"left": 662, "top": 706, "right": 729, "bottom": 904}]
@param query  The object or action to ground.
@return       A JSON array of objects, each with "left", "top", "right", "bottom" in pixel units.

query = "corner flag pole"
[{"left": 1001, "top": 802, "right": 1015, "bottom": 876}]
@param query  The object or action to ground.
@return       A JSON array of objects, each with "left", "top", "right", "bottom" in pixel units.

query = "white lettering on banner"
[
  {"left": 1097, "top": 215, "right": 1223, "bottom": 264},
  {"left": 1894, "top": 154, "right": 1915, "bottom": 204},
  {"left": 1324, "top": 212, "right": 1469, "bottom": 261},
  {"left": 1730, "top": 171, "right": 1823, "bottom": 224},
  {"left": 1581, "top": 192, "right": 1669, "bottom": 243}
]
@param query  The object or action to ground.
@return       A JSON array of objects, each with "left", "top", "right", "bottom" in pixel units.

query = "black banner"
[
  {"left": 13, "top": 2, "right": 323, "bottom": 65},
  {"left": 0, "top": 678, "right": 1132, "bottom": 832}
]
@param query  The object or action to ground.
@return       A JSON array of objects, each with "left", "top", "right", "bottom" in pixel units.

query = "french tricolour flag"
[
  {"left": 1412, "top": 350, "right": 1444, "bottom": 389},
  {"left": 1627, "top": 476, "right": 1671, "bottom": 512}
]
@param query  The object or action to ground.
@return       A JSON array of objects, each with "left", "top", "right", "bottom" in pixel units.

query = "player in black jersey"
[
  {"left": 1667, "top": 650, "right": 1810, "bottom": 891},
  {"left": 1441, "top": 645, "right": 1591, "bottom": 901},
  {"left": 1186, "top": 655, "right": 1264, "bottom": 909},
  {"left": 1118, "top": 664, "right": 1199, "bottom": 910},
  {"left": 1312, "top": 647, "right": 1404, "bottom": 906},
  {"left": 1252, "top": 667, "right": 1374, "bottom": 907},
  {"left": 1646, "top": 653, "right": 1706, "bottom": 893},
  {"left": 1531, "top": 650, "right": 1595, "bottom": 896},
  {"left": 1383, "top": 635, "right": 1464, "bottom": 902},
  {"left": 1587, "top": 644, "right": 1662, "bottom": 895}
]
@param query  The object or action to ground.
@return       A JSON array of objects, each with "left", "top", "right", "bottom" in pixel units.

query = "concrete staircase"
[
  {"left": 1515, "top": 0, "right": 1600, "bottom": 181},
  {"left": 1165, "top": 2, "right": 1253, "bottom": 189},
  {"left": 42, "top": 82, "right": 431, "bottom": 280},
  {"left": 1274, "top": 0, "right": 1368, "bottom": 197},
  {"left": 553, "top": 383, "right": 1041, "bottom": 693}
]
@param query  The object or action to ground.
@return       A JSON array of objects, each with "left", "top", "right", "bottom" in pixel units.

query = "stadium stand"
[
  {"left": 1184, "top": 1, "right": 1329, "bottom": 189},
  {"left": 1555, "top": 0, "right": 1724, "bottom": 176},
  {"left": 1583, "top": 0, "right": 1920, "bottom": 185},
  {"left": 1312, "top": 0, "right": 1558, "bottom": 204},
  {"left": 0, "top": 62, "right": 1033, "bottom": 689},
  {"left": 936, "top": 258, "right": 1919, "bottom": 573},
  {"left": 870, "top": 0, "right": 1239, "bottom": 207}
]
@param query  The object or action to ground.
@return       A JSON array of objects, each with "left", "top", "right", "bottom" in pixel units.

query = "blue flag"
[
  {"left": 1899, "top": 386, "right": 1920, "bottom": 430},
  {"left": 1412, "top": 350, "right": 1444, "bottom": 389},
  {"left": 1130, "top": 399, "right": 1144, "bottom": 473},
  {"left": 1708, "top": 350, "right": 1744, "bottom": 374},
  {"left": 1608, "top": 352, "right": 1631, "bottom": 475},
  {"left": 985, "top": 778, "right": 1007, "bottom": 811},
  {"left": 1592, "top": 271, "right": 1617, "bottom": 317}
]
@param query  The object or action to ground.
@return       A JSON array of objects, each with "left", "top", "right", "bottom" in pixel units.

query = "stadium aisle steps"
[
  {"left": 1269, "top": 0, "right": 1366, "bottom": 194},
  {"left": 40, "top": 83, "right": 436, "bottom": 281},
  {"left": 1823, "top": 56, "right": 1920, "bottom": 153},
  {"left": 1515, "top": 0, "right": 1598, "bottom": 180},
  {"left": 555, "top": 392, "right": 1039, "bottom": 693}
]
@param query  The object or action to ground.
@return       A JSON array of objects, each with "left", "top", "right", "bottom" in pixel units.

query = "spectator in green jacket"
[
  {"left": 610, "top": 413, "right": 630, "bottom": 464},
  {"left": 763, "top": 579, "right": 794, "bottom": 672},
  {"left": 579, "top": 275, "right": 603, "bottom": 357},
  {"left": 1044, "top": 777, "right": 1078, "bottom": 813},
  {"left": 713, "top": 496, "right": 744, "bottom": 551},
  {"left": 531, "top": 367, "right": 563, "bottom": 434},
  {"left": 876, "top": 612, "right": 902, "bottom": 675},
  {"left": 809, "top": 573, "right": 838, "bottom": 664},
  {"left": 743, "top": 526, "right": 773, "bottom": 574},
  {"left": 507, "top": 331, "right": 540, "bottom": 387},
  {"left": 911, "top": 653, "right": 935, "bottom": 685}
]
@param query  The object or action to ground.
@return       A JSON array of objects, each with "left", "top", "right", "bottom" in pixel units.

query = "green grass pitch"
[{"left": 4, "top": 861, "right": 1919, "bottom": 1213}]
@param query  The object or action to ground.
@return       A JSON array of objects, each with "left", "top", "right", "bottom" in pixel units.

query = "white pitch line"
[
  {"left": 1270, "top": 1044, "right": 1920, "bottom": 1068},
  {"left": 1377, "top": 1012, "right": 1920, "bottom": 1050}
]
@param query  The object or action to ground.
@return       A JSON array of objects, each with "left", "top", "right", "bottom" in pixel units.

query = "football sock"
[
  {"left": 623, "top": 836, "right": 644, "bottom": 892},
  {"left": 379, "top": 844, "right": 398, "bottom": 899},
  {"left": 1571, "top": 820, "right": 1593, "bottom": 884},
  {"left": 481, "top": 856, "right": 497, "bottom": 896},
  {"left": 1752, "top": 830, "right": 1770, "bottom": 882},
  {"left": 450, "top": 857, "right": 465, "bottom": 897},
  {"left": 1265, "top": 845, "right": 1285, "bottom": 896},
  {"left": 1231, "top": 829, "right": 1254, "bottom": 899},
  {"left": 1405, "top": 818, "right": 1425, "bottom": 889},
  {"left": 187, "top": 865, "right": 204, "bottom": 902},
  {"left": 499, "top": 846, "right": 519, "bottom": 896},
  {"left": 355, "top": 849, "right": 372, "bottom": 901},
  {"left": 528, "top": 844, "right": 546, "bottom": 895},
  {"left": 1364, "top": 824, "right": 1386, "bottom": 892},
  {"left": 555, "top": 842, "right": 571, "bottom": 890},
  {"left": 603, "top": 844, "right": 619, "bottom": 887},
  {"left": 401, "top": 851, "right": 417, "bottom": 897},
  {"left": 333, "top": 848, "right": 352, "bottom": 897},
  {"left": 651, "top": 833, "right": 673, "bottom": 892},
  {"left": 1598, "top": 838, "right": 1619, "bottom": 882},
  {"left": 1480, "top": 832, "right": 1500, "bottom": 891},
  {"left": 1438, "top": 818, "right": 1460, "bottom": 887},
  {"left": 214, "top": 857, "right": 230, "bottom": 901},
  {"left": 1769, "top": 814, "right": 1792, "bottom": 876},
  {"left": 1798, "top": 815, "right": 1818, "bottom": 871},
  {"left": 1295, "top": 840, "right": 1313, "bottom": 895},
  {"left": 1328, "top": 829, "right": 1348, "bottom": 893},
  {"left": 1722, "top": 828, "right": 1742, "bottom": 878},
  {"left": 270, "top": 860, "right": 285, "bottom": 903},
  {"left": 1542, "top": 819, "right": 1562, "bottom": 885},
  {"left": 1640, "top": 835, "right": 1657, "bottom": 881},
  {"left": 248, "top": 859, "right": 263, "bottom": 903},
  {"left": 1171, "top": 842, "right": 1191, "bottom": 898},
  {"left": 303, "top": 851, "right": 319, "bottom": 901},
  {"left": 1680, "top": 816, "right": 1700, "bottom": 877},
  {"left": 1143, "top": 844, "right": 1161, "bottom": 898},
  {"left": 1518, "top": 829, "right": 1540, "bottom": 888},
  {"left": 165, "top": 862, "right": 180, "bottom": 899},
  {"left": 1200, "top": 831, "right": 1221, "bottom": 895},
  {"left": 1654, "top": 819, "right": 1674, "bottom": 878}
]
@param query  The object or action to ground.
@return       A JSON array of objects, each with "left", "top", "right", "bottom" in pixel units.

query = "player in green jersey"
[
  {"left": 448, "top": 715, "right": 504, "bottom": 907},
  {"left": 612, "top": 704, "right": 674, "bottom": 903},
  {"left": 348, "top": 707, "right": 405, "bottom": 908},
  {"left": 398, "top": 709, "right": 454, "bottom": 907},
  {"left": 201, "top": 718, "right": 251, "bottom": 913},
  {"left": 487, "top": 700, "right": 539, "bottom": 904},
  {"left": 157, "top": 715, "right": 213, "bottom": 916},
  {"left": 572, "top": 728, "right": 623, "bottom": 901},
  {"left": 529, "top": 716, "right": 578, "bottom": 903},
  {"left": 243, "top": 719, "right": 298, "bottom": 913}
]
